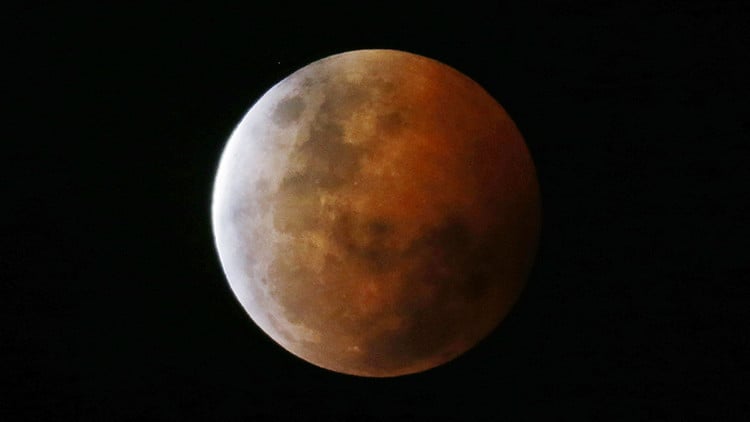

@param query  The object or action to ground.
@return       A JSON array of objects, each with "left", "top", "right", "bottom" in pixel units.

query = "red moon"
[{"left": 212, "top": 50, "right": 540, "bottom": 377}]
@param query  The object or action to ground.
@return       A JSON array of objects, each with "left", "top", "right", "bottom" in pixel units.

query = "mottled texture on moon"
[{"left": 212, "top": 50, "right": 540, "bottom": 377}]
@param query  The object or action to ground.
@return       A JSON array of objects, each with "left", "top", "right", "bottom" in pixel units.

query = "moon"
[{"left": 211, "top": 49, "right": 540, "bottom": 377}]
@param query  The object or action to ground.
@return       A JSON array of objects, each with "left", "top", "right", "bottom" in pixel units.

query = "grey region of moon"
[{"left": 211, "top": 49, "right": 540, "bottom": 377}]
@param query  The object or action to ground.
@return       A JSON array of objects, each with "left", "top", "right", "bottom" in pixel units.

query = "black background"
[{"left": 4, "top": 1, "right": 748, "bottom": 420}]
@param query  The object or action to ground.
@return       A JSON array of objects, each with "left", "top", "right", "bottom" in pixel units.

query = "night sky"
[{"left": 4, "top": 1, "right": 748, "bottom": 420}]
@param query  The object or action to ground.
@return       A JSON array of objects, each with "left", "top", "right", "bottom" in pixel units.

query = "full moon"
[{"left": 212, "top": 49, "right": 540, "bottom": 377}]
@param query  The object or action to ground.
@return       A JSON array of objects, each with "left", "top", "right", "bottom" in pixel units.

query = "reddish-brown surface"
[{"left": 212, "top": 50, "right": 540, "bottom": 377}]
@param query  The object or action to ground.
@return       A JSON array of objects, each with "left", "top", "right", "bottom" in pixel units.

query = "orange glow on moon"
[{"left": 212, "top": 49, "right": 540, "bottom": 377}]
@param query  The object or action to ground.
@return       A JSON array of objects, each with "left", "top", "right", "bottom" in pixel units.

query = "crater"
[{"left": 272, "top": 95, "right": 305, "bottom": 126}]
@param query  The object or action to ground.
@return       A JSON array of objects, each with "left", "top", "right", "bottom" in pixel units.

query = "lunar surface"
[{"left": 211, "top": 49, "right": 540, "bottom": 377}]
